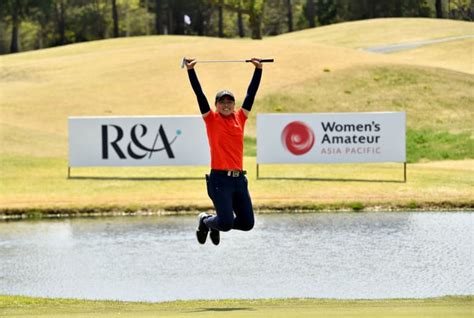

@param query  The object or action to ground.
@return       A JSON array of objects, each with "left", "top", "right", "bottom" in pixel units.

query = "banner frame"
[
  {"left": 67, "top": 115, "right": 210, "bottom": 179},
  {"left": 256, "top": 112, "right": 407, "bottom": 182}
]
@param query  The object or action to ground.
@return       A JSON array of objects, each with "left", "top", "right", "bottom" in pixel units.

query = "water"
[{"left": 0, "top": 212, "right": 472, "bottom": 301}]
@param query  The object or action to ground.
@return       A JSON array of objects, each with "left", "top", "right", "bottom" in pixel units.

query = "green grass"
[
  {"left": 350, "top": 202, "right": 365, "bottom": 211},
  {"left": 1, "top": 154, "right": 473, "bottom": 214},
  {"left": 244, "top": 136, "right": 257, "bottom": 156},
  {"left": 0, "top": 295, "right": 472, "bottom": 318},
  {"left": 407, "top": 129, "right": 474, "bottom": 163}
]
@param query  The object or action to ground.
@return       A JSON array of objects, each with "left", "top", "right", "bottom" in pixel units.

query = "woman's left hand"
[{"left": 249, "top": 58, "right": 263, "bottom": 69}]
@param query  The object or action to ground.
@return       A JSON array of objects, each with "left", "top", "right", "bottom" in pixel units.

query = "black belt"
[{"left": 211, "top": 169, "right": 246, "bottom": 177}]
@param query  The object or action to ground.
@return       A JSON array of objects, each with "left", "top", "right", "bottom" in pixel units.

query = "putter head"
[{"left": 180, "top": 57, "right": 186, "bottom": 69}]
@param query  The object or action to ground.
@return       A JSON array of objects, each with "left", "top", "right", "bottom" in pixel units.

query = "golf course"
[
  {"left": 0, "top": 17, "right": 473, "bottom": 317},
  {"left": 1, "top": 18, "right": 473, "bottom": 216}
]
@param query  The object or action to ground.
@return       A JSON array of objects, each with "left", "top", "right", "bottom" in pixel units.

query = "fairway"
[
  {"left": 1, "top": 157, "right": 473, "bottom": 214},
  {"left": 0, "top": 296, "right": 472, "bottom": 318}
]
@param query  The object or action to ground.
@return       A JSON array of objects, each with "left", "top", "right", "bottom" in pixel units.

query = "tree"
[
  {"left": 247, "top": 0, "right": 265, "bottom": 39},
  {"left": 316, "top": 0, "right": 338, "bottom": 25},
  {"left": 142, "top": 0, "right": 162, "bottom": 34},
  {"left": 9, "top": 0, "right": 23, "bottom": 52},
  {"left": 305, "top": 0, "right": 315, "bottom": 27},
  {"left": 154, "top": 0, "right": 161, "bottom": 34},
  {"left": 32, "top": 0, "right": 54, "bottom": 49},
  {"left": 112, "top": 0, "right": 119, "bottom": 37},
  {"left": 226, "top": 0, "right": 266, "bottom": 39},
  {"left": 0, "top": 0, "right": 38, "bottom": 53},
  {"left": 3, "top": 0, "right": 473, "bottom": 55},
  {"left": 449, "top": 0, "right": 472, "bottom": 20},
  {"left": 218, "top": 0, "right": 224, "bottom": 36},
  {"left": 237, "top": 5, "right": 244, "bottom": 37},
  {"left": 0, "top": 0, "right": 56, "bottom": 53},
  {"left": 194, "top": 0, "right": 214, "bottom": 36},
  {"left": 53, "top": 0, "right": 67, "bottom": 45},
  {"left": 0, "top": 21, "right": 7, "bottom": 53},
  {"left": 165, "top": 0, "right": 187, "bottom": 35},
  {"left": 286, "top": 0, "right": 293, "bottom": 31},
  {"left": 435, "top": 0, "right": 443, "bottom": 17},
  {"left": 208, "top": 0, "right": 266, "bottom": 39}
]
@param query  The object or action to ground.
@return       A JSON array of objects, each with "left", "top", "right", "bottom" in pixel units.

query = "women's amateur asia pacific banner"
[
  {"left": 68, "top": 116, "right": 210, "bottom": 167},
  {"left": 257, "top": 112, "right": 406, "bottom": 164}
]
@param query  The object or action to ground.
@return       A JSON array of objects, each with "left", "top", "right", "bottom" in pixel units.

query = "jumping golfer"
[{"left": 184, "top": 57, "right": 263, "bottom": 245}]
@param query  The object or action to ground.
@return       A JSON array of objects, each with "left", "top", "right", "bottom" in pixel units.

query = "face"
[{"left": 216, "top": 96, "right": 235, "bottom": 116}]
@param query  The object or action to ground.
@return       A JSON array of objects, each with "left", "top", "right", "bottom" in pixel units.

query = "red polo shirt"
[{"left": 204, "top": 108, "right": 247, "bottom": 170}]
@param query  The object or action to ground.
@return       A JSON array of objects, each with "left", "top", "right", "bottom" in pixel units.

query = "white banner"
[
  {"left": 257, "top": 112, "right": 406, "bottom": 164},
  {"left": 68, "top": 116, "right": 210, "bottom": 167}
]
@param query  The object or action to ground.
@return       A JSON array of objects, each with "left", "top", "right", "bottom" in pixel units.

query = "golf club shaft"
[
  {"left": 198, "top": 59, "right": 274, "bottom": 63},
  {"left": 181, "top": 57, "right": 274, "bottom": 68}
]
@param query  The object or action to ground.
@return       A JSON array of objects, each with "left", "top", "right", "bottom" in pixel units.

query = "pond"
[{"left": 0, "top": 212, "right": 472, "bottom": 302}]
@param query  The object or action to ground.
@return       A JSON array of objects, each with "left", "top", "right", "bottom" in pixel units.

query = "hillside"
[
  {"left": 271, "top": 18, "right": 473, "bottom": 48},
  {"left": 0, "top": 18, "right": 473, "bottom": 212},
  {"left": 271, "top": 18, "right": 473, "bottom": 74},
  {"left": 1, "top": 19, "right": 472, "bottom": 158}
]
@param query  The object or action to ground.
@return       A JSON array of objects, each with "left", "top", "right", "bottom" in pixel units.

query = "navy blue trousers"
[{"left": 204, "top": 171, "right": 255, "bottom": 232}]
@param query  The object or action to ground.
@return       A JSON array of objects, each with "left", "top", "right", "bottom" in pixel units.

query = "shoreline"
[
  {"left": 1, "top": 294, "right": 472, "bottom": 303},
  {"left": 1, "top": 201, "right": 473, "bottom": 221}
]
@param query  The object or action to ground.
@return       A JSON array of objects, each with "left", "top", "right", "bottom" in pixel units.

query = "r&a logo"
[{"left": 102, "top": 124, "right": 180, "bottom": 159}]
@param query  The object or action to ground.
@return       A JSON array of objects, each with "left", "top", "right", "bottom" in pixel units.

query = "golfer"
[{"left": 184, "top": 57, "right": 263, "bottom": 245}]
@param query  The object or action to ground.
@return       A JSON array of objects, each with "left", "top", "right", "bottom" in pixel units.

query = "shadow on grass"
[
  {"left": 186, "top": 307, "right": 255, "bottom": 313},
  {"left": 69, "top": 176, "right": 405, "bottom": 183},
  {"left": 68, "top": 176, "right": 203, "bottom": 181},
  {"left": 257, "top": 176, "right": 405, "bottom": 183}
]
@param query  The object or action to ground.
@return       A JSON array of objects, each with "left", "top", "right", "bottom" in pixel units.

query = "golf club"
[{"left": 181, "top": 57, "right": 274, "bottom": 68}]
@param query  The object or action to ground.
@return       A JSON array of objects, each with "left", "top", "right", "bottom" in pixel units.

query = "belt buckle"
[{"left": 230, "top": 170, "right": 239, "bottom": 177}]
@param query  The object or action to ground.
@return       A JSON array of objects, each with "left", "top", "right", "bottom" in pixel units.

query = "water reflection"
[{"left": 0, "top": 212, "right": 472, "bottom": 301}]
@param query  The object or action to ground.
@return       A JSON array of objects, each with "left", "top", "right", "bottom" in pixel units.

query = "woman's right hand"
[{"left": 184, "top": 58, "right": 197, "bottom": 69}]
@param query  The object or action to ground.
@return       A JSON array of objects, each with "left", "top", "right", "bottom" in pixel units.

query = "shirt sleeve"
[
  {"left": 203, "top": 110, "right": 216, "bottom": 124},
  {"left": 237, "top": 108, "right": 248, "bottom": 124},
  {"left": 187, "top": 69, "right": 211, "bottom": 114},
  {"left": 241, "top": 68, "right": 262, "bottom": 112}
]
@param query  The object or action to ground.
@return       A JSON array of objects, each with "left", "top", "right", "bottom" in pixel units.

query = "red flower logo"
[{"left": 281, "top": 121, "right": 315, "bottom": 155}]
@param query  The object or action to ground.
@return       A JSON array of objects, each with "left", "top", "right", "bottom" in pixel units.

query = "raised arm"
[
  {"left": 241, "top": 58, "right": 263, "bottom": 117},
  {"left": 185, "top": 58, "right": 210, "bottom": 117}
]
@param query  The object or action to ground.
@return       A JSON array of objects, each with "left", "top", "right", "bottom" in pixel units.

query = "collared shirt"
[
  {"left": 187, "top": 68, "right": 262, "bottom": 170},
  {"left": 204, "top": 108, "right": 247, "bottom": 170}
]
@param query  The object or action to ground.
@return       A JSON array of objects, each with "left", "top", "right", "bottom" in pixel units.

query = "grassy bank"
[
  {"left": 1, "top": 156, "right": 473, "bottom": 218},
  {"left": 0, "top": 295, "right": 472, "bottom": 318}
]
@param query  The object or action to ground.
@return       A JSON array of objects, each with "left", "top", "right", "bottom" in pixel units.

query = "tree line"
[{"left": 0, "top": 0, "right": 472, "bottom": 55}]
